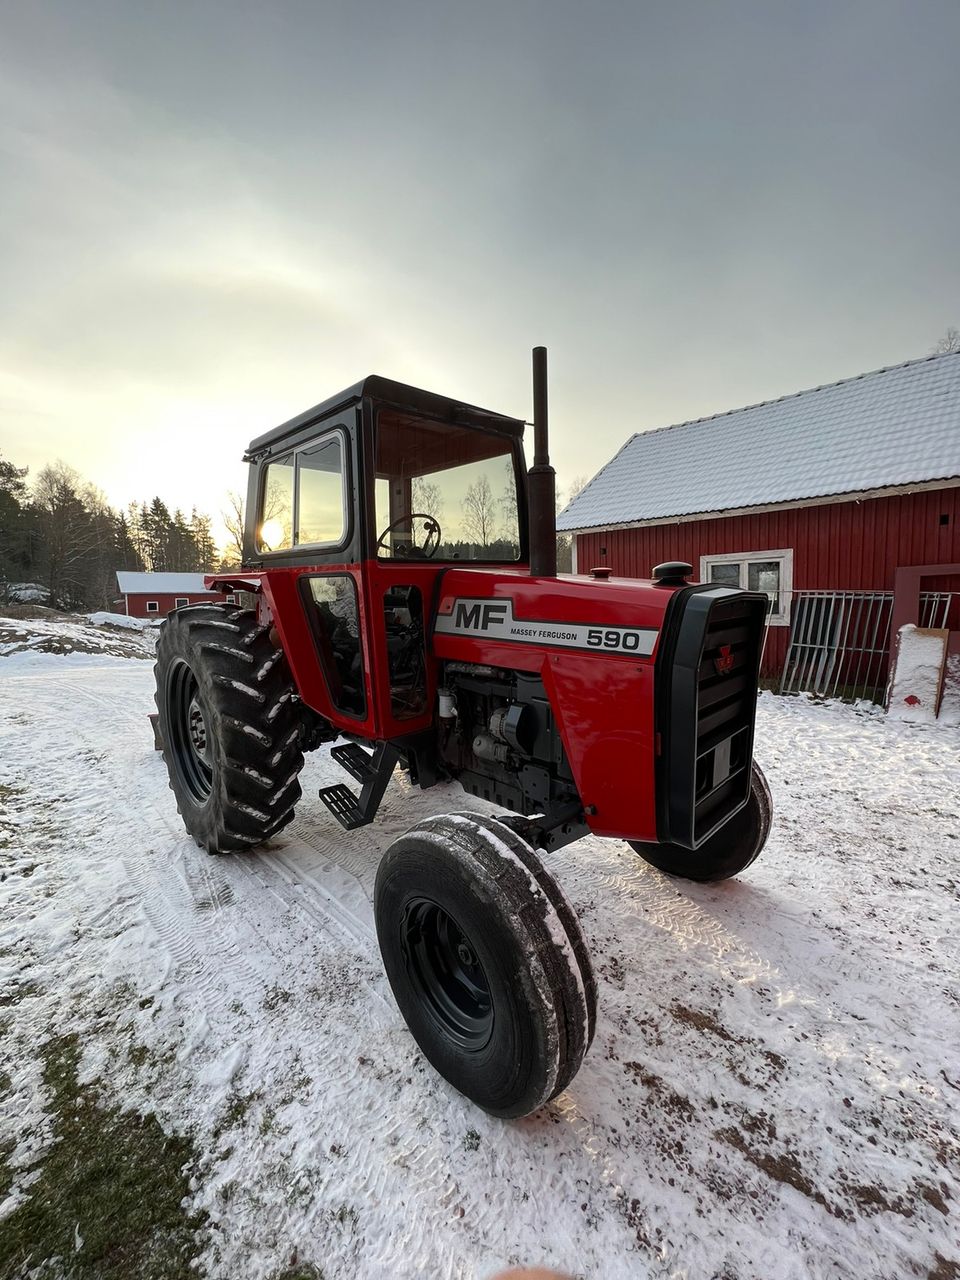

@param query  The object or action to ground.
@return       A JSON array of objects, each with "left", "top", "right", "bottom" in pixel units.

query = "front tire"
[
  {"left": 629, "top": 761, "right": 773, "bottom": 882},
  {"left": 154, "top": 604, "right": 305, "bottom": 853},
  {"left": 375, "top": 813, "right": 596, "bottom": 1118}
]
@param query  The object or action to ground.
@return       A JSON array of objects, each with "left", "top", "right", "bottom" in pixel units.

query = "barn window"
[
  {"left": 225, "top": 594, "right": 237, "bottom": 603},
  {"left": 175, "top": 597, "right": 189, "bottom": 607},
  {"left": 145, "top": 601, "right": 159, "bottom": 613},
  {"left": 699, "top": 549, "right": 793, "bottom": 626}
]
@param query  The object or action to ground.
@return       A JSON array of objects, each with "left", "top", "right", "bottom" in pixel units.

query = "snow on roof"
[
  {"left": 558, "top": 351, "right": 960, "bottom": 532},
  {"left": 115, "top": 571, "right": 217, "bottom": 594}
]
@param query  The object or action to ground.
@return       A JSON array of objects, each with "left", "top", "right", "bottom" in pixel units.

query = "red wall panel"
[
  {"left": 122, "top": 592, "right": 229, "bottom": 619},
  {"left": 575, "top": 486, "right": 960, "bottom": 677}
]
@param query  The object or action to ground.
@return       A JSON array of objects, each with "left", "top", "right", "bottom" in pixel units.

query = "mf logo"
[
  {"left": 714, "top": 644, "right": 736, "bottom": 676},
  {"left": 454, "top": 600, "right": 509, "bottom": 631}
]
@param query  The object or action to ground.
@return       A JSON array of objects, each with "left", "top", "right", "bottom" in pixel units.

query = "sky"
[{"left": 1, "top": 0, "right": 959, "bottom": 548}]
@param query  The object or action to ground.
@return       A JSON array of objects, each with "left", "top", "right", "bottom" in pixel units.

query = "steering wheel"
[{"left": 376, "top": 513, "right": 442, "bottom": 559}]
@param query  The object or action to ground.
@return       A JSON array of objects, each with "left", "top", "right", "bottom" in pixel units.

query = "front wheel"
[
  {"left": 375, "top": 813, "right": 596, "bottom": 1118},
  {"left": 629, "top": 761, "right": 773, "bottom": 882}
]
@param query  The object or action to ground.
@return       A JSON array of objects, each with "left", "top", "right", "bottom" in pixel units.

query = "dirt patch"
[
  {"left": 0, "top": 1034, "right": 207, "bottom": 1279},
  {"left": 671, "top": 1002, "right": 737, "bottom": 1043},
  {"left": 715, "top": 1125, "right": 839, "bottom": 1218},
  {"left": 624, "top": 1062, "right": 695, "bottom": 1120}
]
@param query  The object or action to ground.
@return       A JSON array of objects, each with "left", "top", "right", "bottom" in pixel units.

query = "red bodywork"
[{"left": 208, "top": 562, "right": 682, "bottom": 844}]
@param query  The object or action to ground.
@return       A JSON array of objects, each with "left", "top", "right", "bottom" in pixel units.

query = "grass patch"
[{"left": 0, "top": 1034, "right": 207, "bottom": 1279}]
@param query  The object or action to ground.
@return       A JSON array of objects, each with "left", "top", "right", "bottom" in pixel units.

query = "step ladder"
[{"left": 318, "top": 741, "right": 399, "bottom": 831}]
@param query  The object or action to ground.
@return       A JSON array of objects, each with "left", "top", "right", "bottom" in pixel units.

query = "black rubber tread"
[
  {"left": 375, "top": 812, "right": 593, "bottom": 1117},
  {"left": 154, "top": 604, "right": 305, "bottom": 854},
  {"left": 629, "top": 761, "right": 773, "bottom": 883},
  {"left": 453, "top": 811, "right": 597, "bottom": 1084}
]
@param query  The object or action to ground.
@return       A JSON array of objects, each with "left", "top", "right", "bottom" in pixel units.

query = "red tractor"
[{"left": 154, "top": 349, "right": 772, "bottom": 1117}]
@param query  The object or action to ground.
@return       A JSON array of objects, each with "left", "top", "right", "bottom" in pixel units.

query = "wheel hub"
[
  {"left": 188, "top": 698, "right": 209, "bottom": 762},
  {"left": 400, "top": 898, "right": 493, "bottom": 1052}
]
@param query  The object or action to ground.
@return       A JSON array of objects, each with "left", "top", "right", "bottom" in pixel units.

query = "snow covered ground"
[{"left": 1, "top": 615, "right": 958, "bottom": 1279}]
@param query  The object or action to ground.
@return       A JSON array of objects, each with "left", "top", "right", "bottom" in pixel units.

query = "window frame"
[
  {"left": 256, "top": 426, "right": 351, "bottom": 557},
  {"left": 145, "top": 600, "right": 159, "bottom": 613},
  {"left": 699, "top": 548, "right": 793, "bottom": 626},
  {"left": 174, "top": 596, "right": 189, "bottom": 607}
]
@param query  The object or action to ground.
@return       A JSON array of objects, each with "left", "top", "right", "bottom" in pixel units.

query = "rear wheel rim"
[
  {"left": 166, "top": 660, "right": 213, "bottom": 804},
  {"left": 400, "top": 898, "right": 493, "bottom": 1051}
]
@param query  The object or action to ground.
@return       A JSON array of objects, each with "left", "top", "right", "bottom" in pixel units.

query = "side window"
[
  {"left": 297, "top": 437, "right": 345, "bottom": 546},
  {"left": 301, "top": 575, "right": 365, "bottom": 717},
  {"left": 257, "top": 433, "right": 347, "bottom": 553},
  {"left": 258, "top": 454, "right": 295, "bottom": 552}
]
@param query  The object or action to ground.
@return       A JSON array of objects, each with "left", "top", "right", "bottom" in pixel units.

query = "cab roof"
[{"left": 244, "top": 374, "right": 526, "bottom": 460}]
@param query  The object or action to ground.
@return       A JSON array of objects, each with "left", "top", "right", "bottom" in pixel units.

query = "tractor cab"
[{"left": 237, "top": 377, "right": 532, "bottom": 742}]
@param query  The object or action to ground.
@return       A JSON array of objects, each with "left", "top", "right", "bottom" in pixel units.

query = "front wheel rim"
[
  {"left": 166, "top": 660, "right": 213, "bottom": 804},
  {"left": 400, "top": 898, "right": 493, "bottom": 1051}
]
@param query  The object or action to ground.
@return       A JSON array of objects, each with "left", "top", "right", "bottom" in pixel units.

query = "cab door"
[{"left": 252, "top": 413, "right": 381, "bottom": 738}]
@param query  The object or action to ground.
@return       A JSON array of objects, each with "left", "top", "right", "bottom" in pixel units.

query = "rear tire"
[
  {"left": 374, "top": 813, "right": 596, "bottom": 1118},
  {"left": 629, "top": 761, "right": 773, "bottom": 882},
  {"left": 154, "top": 604, "right": 305, "bottom": 853}
]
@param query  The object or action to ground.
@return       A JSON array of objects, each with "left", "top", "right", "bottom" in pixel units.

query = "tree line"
[{"left": 0, "top": 452, "right": 222, "bottom": 611}]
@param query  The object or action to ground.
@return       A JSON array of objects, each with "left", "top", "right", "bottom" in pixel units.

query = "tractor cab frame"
[{"left": 237, "top": 377, "right": 531, "bottom": 749}]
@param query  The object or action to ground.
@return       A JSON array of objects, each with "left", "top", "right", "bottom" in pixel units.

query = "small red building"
[
  {"left": 114, "top": 571, "right": 234, "bottom": 619},
  {"left": 558, "top": 352, "right": 960, "bottom": 697}
]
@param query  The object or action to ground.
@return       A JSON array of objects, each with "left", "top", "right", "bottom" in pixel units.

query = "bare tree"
[
  {"left": 932, "top": 326, "right": 960, "bottom": 355},
  {"left": 567, "top": 475, "right": 589, "bottom": 502},
  {"left": 499, "top": 477, "right": 518, "bottom": 541},
  {"left": 462, "top": 474, "right": 496, "bottom": 547},
  {"left": 222, "top": 491, "right": 245, "bottom": 566},
  {"left": 412, "top": 477, "right": 444, "bottom": 521}
]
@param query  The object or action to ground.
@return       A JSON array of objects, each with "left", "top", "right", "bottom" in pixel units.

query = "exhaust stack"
[{"left": 528, "top": 346, "right": 557, "bottom": 577}]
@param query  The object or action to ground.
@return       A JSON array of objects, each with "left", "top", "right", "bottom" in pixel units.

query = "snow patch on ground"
[
  {"left": 86, "top": 610, "right": 159, "bottom": 631},
  {"left": 0, "top": 650, "right": 958, "bottom": 1279},
  {"left": 0, "top": 582, "right": 50, "bottom": 604},
  {"left": 0, "top": 612, "right": 158, "bottom": 666}
]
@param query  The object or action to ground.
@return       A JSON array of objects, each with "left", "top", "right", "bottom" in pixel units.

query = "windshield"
[{"left": 374, "top": 410, "right": 522, "bottom": 561}]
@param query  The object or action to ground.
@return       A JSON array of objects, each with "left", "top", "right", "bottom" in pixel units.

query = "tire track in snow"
[{"left": 41, "top": 670, "right": 507, "bottom": 1274}]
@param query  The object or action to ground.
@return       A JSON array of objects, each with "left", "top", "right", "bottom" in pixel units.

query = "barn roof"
[
  {"left": 115, "top": 572, "right": 219, "bottom": 594},
  {"left": 557, "top": 351, "right": 960, "bottom": 532}
]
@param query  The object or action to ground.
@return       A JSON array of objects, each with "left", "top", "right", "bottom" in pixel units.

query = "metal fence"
[{"left": 778, "top": 589, "right": 956, "bottom": 703}]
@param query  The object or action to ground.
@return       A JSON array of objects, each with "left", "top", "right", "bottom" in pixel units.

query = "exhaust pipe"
[{"left": 528, "top": 346, "right": 557, "bottom": 577}]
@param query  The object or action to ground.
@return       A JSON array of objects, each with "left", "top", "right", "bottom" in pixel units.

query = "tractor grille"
[
  {"left": 692, "top": 599, "right": 760, "bottom": 844},
  {"left": 656, "top": 587, "right": 767, "bottom": 850}
]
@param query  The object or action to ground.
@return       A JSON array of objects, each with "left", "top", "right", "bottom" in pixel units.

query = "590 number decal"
[{"left": 586, "top": 629, "right": 644, "bottom": 651}]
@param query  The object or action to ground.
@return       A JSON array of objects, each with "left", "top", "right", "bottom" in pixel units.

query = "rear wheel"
[
  {"left": 374, "top": 813, "right": 596, "bottom": 1118},
  {"left": 629, "top": 761, "right": 773, "bottom": 882},
  {"left": 154, "top": 604, "right": 305, "bottom": 853}
]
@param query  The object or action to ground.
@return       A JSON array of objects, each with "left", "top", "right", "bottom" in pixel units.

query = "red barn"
[
  {"left": 114, "top": 571, "right": 233, "bottom": 619},
  {"left": 558, "top": 352, "right": 960, "bottom": 699}
]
